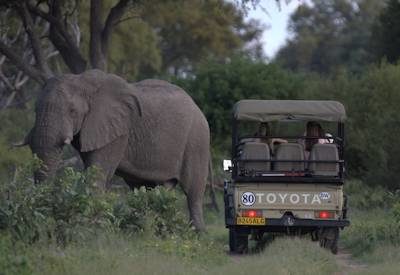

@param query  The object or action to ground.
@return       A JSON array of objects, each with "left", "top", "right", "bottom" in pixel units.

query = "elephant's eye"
[{"left": 70, "top": 108, "right": 77, "bottom": 117}]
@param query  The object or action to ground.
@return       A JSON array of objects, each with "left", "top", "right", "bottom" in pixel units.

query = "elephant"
[{"left": 21, "top": 69, "right": 212, "bottom": 231}]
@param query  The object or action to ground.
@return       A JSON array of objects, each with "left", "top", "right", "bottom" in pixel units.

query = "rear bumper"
[
  {"left": 265, "top": 217, "right": 350, "bottom": 227},
  {"left": 226, "top": 216, "right": 350, "bottom": 228}
]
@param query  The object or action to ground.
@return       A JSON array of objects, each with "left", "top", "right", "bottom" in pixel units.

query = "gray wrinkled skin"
[{"left": 28, "top": 69, "right": 210, "bottom": 231}]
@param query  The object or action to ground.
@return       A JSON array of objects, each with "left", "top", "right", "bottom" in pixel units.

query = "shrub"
[
  {"left": 345, "top": 179, "right": 400, "bottom": 209},
  {"left": 342, "top": 208, "right": 400, "bottom": 256},
  {"left": 114, "top": 186, "right": 191, "bottom": 237},
  {"left": 0, "top": 159, "right": 192, "bottom": 247},
  {"left": 0, "top": 160, "right": 113, "bottom": 245},
  {"left": 0, "top": 109, "right": 34, "bottom": 182}
]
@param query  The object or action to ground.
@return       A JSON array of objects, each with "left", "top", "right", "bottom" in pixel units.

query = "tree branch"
[
  {"left": 101, "top": 0, "right": 129, "bottom": 53},
  {"left": 89, "top": 0, "right": 105, "bottom": 69},
  {"left": 113, "top": 14, "right": 140, "bottom": 26},
  {"left": 101, "top": 0, "right": 131, "bottom": 59},
  {"left": 0, "top": 57, "right": 29, "bottom": 110},
  {"left": 28, "top": 0, "right": 87, "bottom": 73},
  {"left": 0, "top": 40, "right": 46, "bottom": 84},
  {"left": 18, "top": 1, "right": 52, "bottom": 77}
]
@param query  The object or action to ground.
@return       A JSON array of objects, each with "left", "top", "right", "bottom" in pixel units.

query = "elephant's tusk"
[
  {"left": 11, "top": 140, "right": 28, "bottom": 147},
  {"left": 64, "top": 138, "right": 71, "bottom": 145}
]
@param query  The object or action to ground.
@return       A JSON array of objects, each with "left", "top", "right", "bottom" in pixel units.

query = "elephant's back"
[
  {"left": 133, "top": 79, "right": 192, "bottom": 100},
  {"left": 132, "top": 79, "right": 202, "bottom": 123}
]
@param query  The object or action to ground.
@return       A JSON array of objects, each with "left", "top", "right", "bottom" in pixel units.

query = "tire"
[
  {"left": 229, "top": 227, "right": 248, "bottom": 254},
  {"left": 319, "top": 227, "right": 339, "bottom": 254},
  {"left": 311, "top": 230, "right": 319, "bottom": 242}
]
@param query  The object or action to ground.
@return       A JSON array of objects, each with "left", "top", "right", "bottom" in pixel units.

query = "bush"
[
  {"left": 345, "top": 179, "right": 400, "bottom": 209},
  {"left": 0, "top": 109, "right": 34, "bottom": 182},
  {"left": 0, "top": 160, "right": 192, "bottom": 246},
  {"left": 113, "top": 186, "right": 191, "bottom": 237},
  {"left": 342, "top": 207, "right": 400, "bottom": 256},
  {"left": 0, "top": 161, "right": 111, "bottom": 245}
]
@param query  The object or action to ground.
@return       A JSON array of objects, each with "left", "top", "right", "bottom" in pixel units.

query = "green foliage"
[
  {"left": 345, "top": 180, "right": 400, "bottom": 209},
  {"left": 0, "top": 109, "right": 33, "bottom": 181},
  {"left": 342, "top": 183, "right": 400, "bottom": 257},
  {"left": 76, "top": 0, "right": 264, "bottom": 79},
  {"left": 0, "top": 162, "right": 111, "bottom": 245},
  {"left": 300, "top": 62, "right": 400, "bottom": 189},
  {"left": 0, "top": 234, "right": 32, "bottom": 275},
  {"left": 174, "top": 58, "right": 400, "bottom": 189},
  {"left": 113, "top": 186, "right": 191, "bottom": 237},
  {"left": 0, "top": 160, "right": 191, "bottom": 246},
  {"left": 142, "top": 0, "right": 264, "bottom": 75},
  {"left": 392, "top": 202, "right": 400, "bottom": 222},
  {"left": 175, "top": 56, "right": 304, "bottom": 150},
  {"left": 275, "top": 0, "right": 383, "bottom": 74},
  {"left": 354, "top": 245, "right": 400, "bottom": 274},
  {"left": 342, "top": 208, "right": 400, "bottom": 256},
  {"left": 371, "top": 0, "right": 400, "bottom": 64},
  {"left": 0, "top": 233, "right": 340, "bottom": 275}
]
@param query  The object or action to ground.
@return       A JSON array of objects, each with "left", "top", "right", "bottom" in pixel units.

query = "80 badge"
[{"left": 241, "top": 192, "right": 256, "bottom": 206}]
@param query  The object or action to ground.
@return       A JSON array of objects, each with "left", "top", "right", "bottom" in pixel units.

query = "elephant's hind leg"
[{"left": 180, "top": 151, "right": 208, "bottom": 232}]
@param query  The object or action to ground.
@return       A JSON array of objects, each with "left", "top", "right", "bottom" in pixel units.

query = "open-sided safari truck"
[{"left": 224, "top": 100, "right": 350, "bottom": 254}]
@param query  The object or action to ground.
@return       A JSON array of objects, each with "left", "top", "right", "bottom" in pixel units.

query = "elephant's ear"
[{"left": 80, "top": 81, "right": 141, "bottom": 152}]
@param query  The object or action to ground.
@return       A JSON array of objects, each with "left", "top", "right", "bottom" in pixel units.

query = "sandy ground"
[{"left": 334, "top": 248, "right": 367, "bottom": 275}]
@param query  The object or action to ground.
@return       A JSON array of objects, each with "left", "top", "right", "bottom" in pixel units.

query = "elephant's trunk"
[
  {"left": 29, "top": 118, "right": 64, "bottom": 183},
  {"left": 32, "top": 147, "right": 63, "bottom": 183}
]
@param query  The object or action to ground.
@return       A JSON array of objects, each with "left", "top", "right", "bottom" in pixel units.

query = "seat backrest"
[
  {"left": 309, "top": 143, "right": 339, "bottom": 176},
  {"left": 274, "top": 143, "right": 305, "bottom": 171},
  {"left": 240, "top": 142, "right": 271, "bottom": 172}
]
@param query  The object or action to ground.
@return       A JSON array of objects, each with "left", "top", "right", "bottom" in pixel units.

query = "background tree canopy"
[
  {"left": 370, "top": 0, "right": 400, "bottom": 64},
  {"left": 274, "top": 0, "right": 384, "bottom": 74}
]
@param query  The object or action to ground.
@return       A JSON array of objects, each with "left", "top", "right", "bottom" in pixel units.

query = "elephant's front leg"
[{"left": 81, "top": 135, "right": 128, "bottom": 189}]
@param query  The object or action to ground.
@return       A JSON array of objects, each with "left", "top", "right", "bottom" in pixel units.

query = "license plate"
[{"left": 236, "top": 217, "right": 266, "bottom": 225}]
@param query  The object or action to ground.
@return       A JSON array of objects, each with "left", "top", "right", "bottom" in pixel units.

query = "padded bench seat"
[
  {"left": 240, "top": 142, "right": 271, "bottom": 172},
  {"left": 274, "top": 143, "right": 305, "bottom": 171},
  {"left": 309, "top": 143, "right": 339, "bottom": 176}
]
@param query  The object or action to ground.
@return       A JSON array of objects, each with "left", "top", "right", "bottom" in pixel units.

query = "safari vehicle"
[{"left": 224, "top": 100, "right": 350, "bottom": 254}]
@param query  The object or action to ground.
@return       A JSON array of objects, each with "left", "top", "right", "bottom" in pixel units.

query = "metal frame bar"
[{"left": 231, "top": 117, "right": 346, "bottom": 182}]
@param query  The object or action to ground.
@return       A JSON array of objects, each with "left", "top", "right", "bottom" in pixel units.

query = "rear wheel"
[
  {"left": 319, "top": 227, "right": 339, "bottom": 254},
  {"left": 229, "top": 227, "right": 248, "bottom": 254}
]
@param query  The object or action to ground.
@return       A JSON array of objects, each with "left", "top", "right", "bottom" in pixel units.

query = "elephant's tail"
[{"left": 208, "top": 155, "right": 219, "bottom": 212}]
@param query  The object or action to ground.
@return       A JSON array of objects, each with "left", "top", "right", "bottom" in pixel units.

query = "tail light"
[
  {"left": 241, "top": 210, "right": 262, "bottom": 217},
  {"left": 315, "top": 211, "right": 335, "bottom": 219}
]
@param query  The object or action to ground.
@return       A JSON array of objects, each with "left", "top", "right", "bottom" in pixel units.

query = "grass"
[
  {"left": 341, "top": 208, "right": 400, "bottom": 256},
  {"left": 340, "top": 197, "right": 400, "bottom": 274},
  {"left": 348, "top": 245, "right": 400, "bottom": 275},
  {"left": 1, "top": 169, "right": 400, "bottom": 275},
  {"left": 0, "top": 187, "right": 340, "bottom": 275},
  {"left": 2, "top": 233, "right": 338, "bottom": 275}
]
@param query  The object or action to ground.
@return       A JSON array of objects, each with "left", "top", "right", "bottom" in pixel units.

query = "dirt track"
[{"left": 334, "top": 248, "right": 367, "bottom": 275}]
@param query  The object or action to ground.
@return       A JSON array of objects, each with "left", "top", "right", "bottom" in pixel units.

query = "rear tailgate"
[{"left": 234, "top": 183, "right": 343, "bottom": 219}]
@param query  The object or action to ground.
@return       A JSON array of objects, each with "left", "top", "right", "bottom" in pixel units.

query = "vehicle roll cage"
[{"left": 231, "top": 118, "right": 345, "bottom": 183}]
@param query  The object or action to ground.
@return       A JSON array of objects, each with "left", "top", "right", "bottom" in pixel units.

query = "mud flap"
[
  {"left": 319, "top": 227, "right": 339, "bottom": 254},
  {"left": 229, "top": 227, "right": 249, "bottom": 254}
]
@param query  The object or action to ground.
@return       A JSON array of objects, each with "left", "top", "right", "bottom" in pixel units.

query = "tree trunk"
[{"left": 90, "top": 0, "right": 107, "bottom": 70}]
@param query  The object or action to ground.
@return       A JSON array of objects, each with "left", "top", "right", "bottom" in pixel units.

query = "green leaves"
[
  {"left": 176, "top": 56, "right": 303, "bottom": 150},
  {"left": 115, "top": 186, "right": 191, "bottom": 237},
  {"left": 371, "top": 0, "right": 400, "bottom": 64},
  {"left": 275, "top": 0, "right": 384, "bottom": 74},
  {"left": 0, "top": 160, "right": 192, "bottom": 247}
]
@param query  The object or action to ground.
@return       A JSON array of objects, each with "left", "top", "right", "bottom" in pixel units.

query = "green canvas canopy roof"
[{"left": 234, "top": 100, "right": 346, "bottom": 122}]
